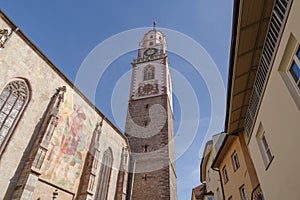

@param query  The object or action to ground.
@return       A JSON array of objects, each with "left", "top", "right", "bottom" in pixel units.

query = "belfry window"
[
  {"left": 143, "top": 65, "right": 155, "bottom": 81},
  {"left": 95, "top": 148, "right": 113, "bottom": 200},
  {"left": 0, "top": 79, "right": 29, "bottom": 154}
]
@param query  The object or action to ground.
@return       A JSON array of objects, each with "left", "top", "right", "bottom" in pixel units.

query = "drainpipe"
[{"left": 212, "top": 167, "right": 225, "bottom": 200}]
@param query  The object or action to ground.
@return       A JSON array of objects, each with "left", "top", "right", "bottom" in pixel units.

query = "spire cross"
[{"left": 153, "top": 20, "right": 157, "bottom": 29}]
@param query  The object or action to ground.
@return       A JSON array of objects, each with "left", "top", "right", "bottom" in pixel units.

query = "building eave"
[
  {"left": 225, "top": 0, "right": 275, "bottom": 134},
  {"left": 211, "top": 134, "right": 229, "bottom": 169},
  {"left": 225, "top": 0, "right": 240, "bottom": 133},
  {"left": 0, "top": 9, "right": 130, "bottom": 149}
]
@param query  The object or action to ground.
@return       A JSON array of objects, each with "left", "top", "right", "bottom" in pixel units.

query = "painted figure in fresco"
[{"left": 46, "top": 104, "right": 87, "bottom": 184}]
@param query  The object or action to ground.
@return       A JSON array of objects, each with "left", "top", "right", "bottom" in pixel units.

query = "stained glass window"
[
  {"left": 0, "top": 80, "right": 29, "bottom": 151},
  {"left": 95, "top": 148, "right": 113, "bottom": 200}
]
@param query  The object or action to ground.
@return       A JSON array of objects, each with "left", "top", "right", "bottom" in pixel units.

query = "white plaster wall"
[
  {"left": 205, "top": 147, "right": 223, "bottom": 200},
  {"left": 0, "top": 15, "right": 128, "bottom": 199},
  {"left": 248, "top": 1, "right": 300, "bottom": 199},
  {"left": 132, "top": 59, "right": 166, "bottom": 99}
]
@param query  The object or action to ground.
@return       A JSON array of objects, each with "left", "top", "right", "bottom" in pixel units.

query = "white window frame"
[
  {"left": 256, "top": 124, "right": 274, "bottom": 169},
  {"left": 287, "top": 46, "right": 300, "bottom": 93},
  {"left": 278, "top": 34, "right": 300, "bottom": 109},
  {"left": 240, "top": 185, "right": 248, "bottom": 200},
  {"left": 260, "top": 131, "right": 274, "bottom": 167},
  {"left": 222, "top": 166, "right": 229, "bottom": 183},
  {"left": 232, "top": 151, "right": 240, "bottom": 171}
]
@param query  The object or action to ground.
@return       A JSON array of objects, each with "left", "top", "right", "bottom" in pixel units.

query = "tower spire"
[{"left": 153, "top": 20, "right": 157, "bottom": 29}]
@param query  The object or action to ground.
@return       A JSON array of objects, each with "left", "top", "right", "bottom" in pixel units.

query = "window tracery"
[
  {"left": 96, "top": 148, "right": 113, "bottom": 200},
  {"left": 143, "top": 65, "right": 155, "bottom": 81},
  {"left": 0, "top": 79, "right": 29, "bottom": 153}
]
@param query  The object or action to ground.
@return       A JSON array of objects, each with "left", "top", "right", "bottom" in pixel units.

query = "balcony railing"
[{"left": 245, "top": 0, "right": 293, "bottom": 137}]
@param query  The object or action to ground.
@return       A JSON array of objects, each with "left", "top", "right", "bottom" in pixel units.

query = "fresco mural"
[{"left": 41, "top": 91, "right": 95, "bottom": 191}]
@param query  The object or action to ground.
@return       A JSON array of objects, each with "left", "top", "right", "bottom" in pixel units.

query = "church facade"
[{"left": 0, "top": 10, "right": 177, "bottom": 200}]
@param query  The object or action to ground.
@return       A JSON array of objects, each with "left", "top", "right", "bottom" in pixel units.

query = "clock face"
[
  {"left": 137, "top": 82, "right": 159, "bottom": 98},
  {"left": 144, "top": 48, "right": 157, "bottom": 56},
  {"left": 143, "top": 84, "right": 153, "bottom": 93}
]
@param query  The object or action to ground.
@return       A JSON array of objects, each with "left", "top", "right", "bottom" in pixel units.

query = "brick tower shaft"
[{"left": 125, "top": 25, "right": 177, "bottom": 200}]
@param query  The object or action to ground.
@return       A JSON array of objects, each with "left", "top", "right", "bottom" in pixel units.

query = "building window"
[
  {"left": 95, "top": 148, "right": 113, "bottom": 200},
  {"left": 207, "top": 197, "right": 213, "bottom": 200},
  {"left": 89, "top": 174, "right": 96, "bottom": 191},
  {"left": 0, "top": 79, "right": 29, "bottom": 154},
  {"left": 288, "top": 46, "right": 300, "bottom": 91},
  {"left": 143, "top": 65, "right": 155, "bottom": 81},
  {"left": 256, "top": 124, "right": 274, "bottom": 169},
  {"left": 278, "top": 34, "right": 300, "bottom": 110},
  {"left": 232, "top": 151, "right": 240, "bottom": 171},
  {"left": 93, "top": 150, "right": 100, "bottom": 170},
  {"left": 240, "top": 185, "right": 248, "bottom": 200},
  {"left": 32, "top": 148, "right": 46, "bottom": 170},
  {"left": 222, "top": 166, "right": 229, "bottom": 183},
  {"left": 259, "top": 131, "right": 274, "bottom": 168}
]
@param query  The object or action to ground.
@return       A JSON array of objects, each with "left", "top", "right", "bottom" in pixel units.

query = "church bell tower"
[{"left": 125, "top": 22, "right": 177, "bottom": 200}]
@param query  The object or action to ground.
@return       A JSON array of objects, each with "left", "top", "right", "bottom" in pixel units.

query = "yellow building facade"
[
  {"left": 199, "top": 0, "right": 300, "bottom": 200},
  {"left": 226, "top": 0, "right": 300, "bottom": 199},
  {"left": 211, "top": 134, "right": 259, "bottom": 200}
]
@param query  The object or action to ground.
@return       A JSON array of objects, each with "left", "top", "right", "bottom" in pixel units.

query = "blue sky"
[{"left": 1, "top": 1, "right": 234, "bottom": 199}]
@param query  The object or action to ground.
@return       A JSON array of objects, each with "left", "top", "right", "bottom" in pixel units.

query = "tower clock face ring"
[
  {"left": 143, "top": 84, "right": 153, "bottom": 93},
  {"left": 144, "top": 48, "right": 157, "bottom": 56}
]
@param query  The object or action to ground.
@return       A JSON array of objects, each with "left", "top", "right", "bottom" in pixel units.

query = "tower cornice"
[{"left": 132, "top": 54, "right": 167, "bottom": 65}]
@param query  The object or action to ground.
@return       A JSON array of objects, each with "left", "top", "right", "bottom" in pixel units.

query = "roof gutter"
[{"left": 224, "top": 0, "right": 240, "bottom": 133}]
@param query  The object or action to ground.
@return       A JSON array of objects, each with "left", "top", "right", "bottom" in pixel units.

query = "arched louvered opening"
[{"left": 143, "top": 65, "right": 155, "bottom": 81}]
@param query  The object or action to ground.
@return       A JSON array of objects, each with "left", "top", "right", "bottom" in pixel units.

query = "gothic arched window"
[
  {"left": 143, "top": 65, "right": 155, "bottom": 81},
  {"left": 0, "top": 79, "right": 29, "bottom": 154},
  {"left": 96, "top": 148, "right": 113, "bottom": 200}
]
